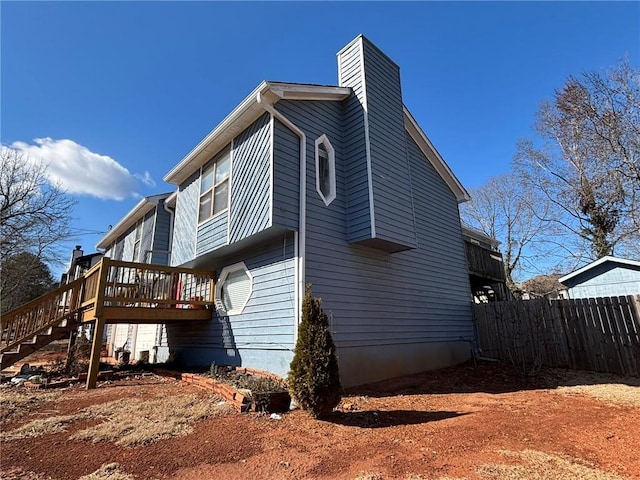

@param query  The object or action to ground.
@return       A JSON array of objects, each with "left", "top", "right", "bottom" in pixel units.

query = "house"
[
  {"left": 461, "top": 225, "right": 508, "bottom": 302},
  {"left": 559, "top": 256, "right": 640, "bottom": 299},
  {"left": 101, "top": 35, "right": 474, "bottom": 387},
  {"left": 96, "top": 193, "right": 173, "bottom": 363}
]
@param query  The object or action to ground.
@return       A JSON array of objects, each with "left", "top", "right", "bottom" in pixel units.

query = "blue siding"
[
  {"left": 151, "top": 201, "right": 171, "bottom": 265},
  {"left": 338, "top": 38, "right": 372, "bottom": 242},
  {"left": 172, "top": 171, "right": 199, "bottom": 266},
  {"left": 565, "top": 263, "right": 640, "bottom": 298},
  {"left": 272, "top": 118, "right": 300, "bottom": 231},
  {"left": 337, "top": 35, "right": 417, "bottom": 251},
  {"left": 229, "top": 113, "right": 271, "bottom": 243},
  {"left": 196, "top": 212, "right": 228, "bottom": 257},
  {"left": 165, "top": 233, "right": 296, "bottom": 378}
]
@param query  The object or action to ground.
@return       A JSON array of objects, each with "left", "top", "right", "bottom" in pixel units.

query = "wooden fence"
[{"left": 474, "top": 295, "right": 640, "bottom": 377}]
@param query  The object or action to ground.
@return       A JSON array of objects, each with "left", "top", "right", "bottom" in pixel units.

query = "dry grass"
[
  {"left": 0, "top": 388, "right": 62, "bottom": 423},
  {"left": 0, "top": 412, "right": 89, "bottom": 440},
  {"left": 476, "top": 450, "right": 627, "bottom": 480},
  {"left": 0, "top": 467, "right": 52, "bottom": 480},
  {"left": 1, "top": 392, "right": 232, "bottom": 446},
  {"left": 78, "top": 463, "right": 134, "bottom": 480},
  {"left": 71, "top": 393, "right": 233, "bottom": 447},
  {"left": 547, "top": 370, "right": 640, "bottom": 407}
]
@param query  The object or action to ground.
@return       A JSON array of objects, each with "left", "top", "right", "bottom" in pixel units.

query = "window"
[
  {"left": 132, "top": 221, "right": 142, "bottom": 262},
  {"left": 199, "top": 145, "right": 231, "bottom": 222},
  {"left": 215, "top": 262, "right": 252, "bottom": 315},
  {"left": 314, "top": 134, "right": 336, "bottom": 206}
]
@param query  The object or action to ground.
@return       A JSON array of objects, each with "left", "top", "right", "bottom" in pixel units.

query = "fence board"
[{"left": 473, "top": 295, "right": 640, "bottom": 377}]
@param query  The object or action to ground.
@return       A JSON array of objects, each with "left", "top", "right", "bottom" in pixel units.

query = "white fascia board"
[
  {"left": 403, "top": 106, "right": 470, "bottom": 204},
  {"left": 558, "top": 256, "right": 640, "bottom": 284},
  {"left": 461, "top": 224, "right": 501, "bottom": 247},
  {"left": 163, "top": 82, "right": 351, "bottom": 186},
  {"left": 95, "top": 193, "right": 170, "bottom": 250},
  {"left": 165, "top": 190, "right": 178, "bottom": 208}
]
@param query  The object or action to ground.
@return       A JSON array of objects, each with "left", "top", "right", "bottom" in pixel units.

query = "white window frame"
[
  {"left": 132, "top": 220, "right": 142, "bottom": 262},
  {"left": 198, "top": 145, "right": 231, "bottom": 224},
  {"left": 215, "top": 262, "right": 253, "bottom": 315},
  {"left": 314, "top": 134, "right": 336, "bottom": 206}
]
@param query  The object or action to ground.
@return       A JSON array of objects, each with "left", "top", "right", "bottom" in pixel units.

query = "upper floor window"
[
  {"left": 132, "top": 221, "right": 142, "bottom": 262},
  {"left": 315, "top": 134, "right": 336, "bottom": 206},
  {"left": 199, "top": 145, "right": 231, "bottom": 222}
]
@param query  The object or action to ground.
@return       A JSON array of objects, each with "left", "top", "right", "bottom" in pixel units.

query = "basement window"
[
  {"left": 315, "top": 134, "right": 336, "bottom": 206},
  {"left": 216, "top": 262, "right": 253, "bottom": 315}
]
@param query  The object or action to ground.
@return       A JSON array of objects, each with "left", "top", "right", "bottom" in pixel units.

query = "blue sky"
[{"left": 2, "top": 1, "right": 639, "bottom": 276}]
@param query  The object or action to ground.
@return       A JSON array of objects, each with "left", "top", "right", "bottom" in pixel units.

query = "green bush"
[{"left": 287, "top": 285, "right": 341, "bottom": 418}]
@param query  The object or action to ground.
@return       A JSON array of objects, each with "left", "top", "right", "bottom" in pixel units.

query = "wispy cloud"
[
  {"left": 134, "top": 170, "right": 156, "bottom": 187},
  {"left": 9, "top": 138, "right": 153, "bottom": 201}
]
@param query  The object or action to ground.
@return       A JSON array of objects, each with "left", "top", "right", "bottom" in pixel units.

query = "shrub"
[{"left": 287, "top": 285, "right": 341, "bottom": 418}]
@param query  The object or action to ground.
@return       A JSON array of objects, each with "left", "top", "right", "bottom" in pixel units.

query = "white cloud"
[
  {"left": 9, "top": 138, "right": 152, "bottom": 201},
  {"left": 134, "top": 170, "right": 156, "bottom": 187}
]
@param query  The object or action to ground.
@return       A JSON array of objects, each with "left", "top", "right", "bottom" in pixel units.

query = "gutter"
[{"left": 256, "top": 91, "right": 306, "bottom": 333}]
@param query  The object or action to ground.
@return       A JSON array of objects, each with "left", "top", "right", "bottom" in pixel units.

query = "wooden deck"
[{"left": 1, "top": 258, "right": 216, "bottom": 388}]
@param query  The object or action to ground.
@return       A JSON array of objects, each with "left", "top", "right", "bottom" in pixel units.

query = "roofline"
[
  {"left": 95, "top": 193, "right": 172, "bottom": 250},
  {"left": 558, "top": 255, "right": 640, "bottom": 284},
  {"left": 403, "top": 106, "right": 470, "bottom": 203},
  {"left": 461, "top": 224, "right": 500, "bottom": 247},
  {"left": 163, "top": 82, "right": 351, "bottom": 185}
]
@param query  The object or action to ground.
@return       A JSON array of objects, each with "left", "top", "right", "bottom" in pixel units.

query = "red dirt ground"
[{"left": 1, "top": 362, "right": 639, "bottom": 480}]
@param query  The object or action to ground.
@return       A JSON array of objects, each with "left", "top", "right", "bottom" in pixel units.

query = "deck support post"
[{"left": 86, "top": 316, "right": 105, "bottom": 389}]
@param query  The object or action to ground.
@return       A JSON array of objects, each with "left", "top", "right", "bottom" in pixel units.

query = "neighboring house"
[
  {"left": 102, "top": 35, "right": 474, "bottom": 386},
  {"left": 61, "top": 245, "right": 103, "bottom": 284},
  {"left": 559, "top": 256, "right": 640, "bottom": 299},
  {"left": 96, "top": 193, "right": 173, "bottom": 363},
  {"left": 461, "top": 225, "right": 508, "bottom": 302}
]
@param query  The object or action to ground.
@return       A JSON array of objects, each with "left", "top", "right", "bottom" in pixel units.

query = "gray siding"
[
  {"left": 338, "top": 39, "right": 372, "bottom": 242},
  {"left": 272, "top": 118, "right": 300, "bottom": 231},
  {"left": 196, "top": 212, "right": 228, "bottom": 257},
  {"left": 337, "top": 36, "right": 417, "bottom": 251},
  {"left": 229, "top": 112, "right": 271, "bottom": 243},
  {"left": 140, "top": 210, "right": 154, "bottom": 263},
  {"left": 565, "top": 263, "right": 640, "bottom": 298},
  {"left": 165, "top": 233, "right": 296, "bottom": 378},
  {"left": 151, "top": 200, "right": 171, "bottom": 265},
  {"left": 172, "top": 171, "right": 199, "bottom": 266}
]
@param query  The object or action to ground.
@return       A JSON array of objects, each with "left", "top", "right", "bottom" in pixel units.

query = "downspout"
[
  {"left": 163, "top": 199, "right": 175, "bottom": 266},
  {"left": 256, "top": 91, "right": 306, "bottom": 333}
]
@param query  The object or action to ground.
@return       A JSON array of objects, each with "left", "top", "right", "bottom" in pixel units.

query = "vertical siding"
[
  {"left": 229, "top": 112, "right": 271, "bottom": 243},
  {"left": 172, "top": 171, "right": 199, "bottom": 266},
  {"left": 338, "top": 39, "right": 372, "bottom": 242},
  {"left": 151, "top": 200, "right": 171, "bottom": 265},
  {"left": 165, "top": 233, "right": 296, "bottom": 378},
  {"left": 121, "top": 227, "right": 136, "bottom": 261},
  {"left": 272, "top": 118, "right": 300, "bottom": 231}
]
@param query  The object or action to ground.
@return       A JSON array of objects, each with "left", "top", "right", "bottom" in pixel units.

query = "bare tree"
[
  {"left": 515, "top": 58, "right": 640, "bottom": 261},
  {"left": 0, "top": 148, "right": 75, "bottom": 304},
  {"left": 461, "top": 173, "right": 559, "bottom": 295}
]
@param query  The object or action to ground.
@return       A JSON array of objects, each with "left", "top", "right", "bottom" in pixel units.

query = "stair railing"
[{"left": 1, "top": 277, "right": 84, "bottom": 353}]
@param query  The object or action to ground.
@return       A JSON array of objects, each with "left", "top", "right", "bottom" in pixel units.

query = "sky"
[{"left": 2, "top": 1, "right": 639, "bottom": 277}]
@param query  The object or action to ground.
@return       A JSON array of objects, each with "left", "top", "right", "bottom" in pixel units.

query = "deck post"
[
  {"left": 86, "top": 316, "right": 105, "bottom": 389},
  {"left": 86, "top": 259, "right": 110, "bottom": 390}
]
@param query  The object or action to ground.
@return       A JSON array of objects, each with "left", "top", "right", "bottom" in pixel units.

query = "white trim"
[
  {"left": 268, "top": 114, "right": 275, "bottom": 228},
  {"left": 559, "top": 256, "right": 640, "bottom": 284},
  {"left": 149, "top": 204, "right": 158, "bottom": 263},
  {"left": 256, "top": 92, "right": 306, "bottom": 337},
  {"left": 164, "top": 82, "right": 349, "bottom": 185},
  {"left": 162, "top": 198, "right": 175, "bottom": 266},
  {"left": 227, "top": 138, "right": 234, "bottom": 245},
  {"left": 95, "top": 193, "right": 171, "bottom": 250},
  {"left": 215, "top": 261, "right": 253, "bottom": 315},
  {"left": 314, "top": 134, "right": 336, "bottom": 206},
  {"left": 197, "top": 145, "right": 231, "bottom": 225},
  {"left": 293, "top": 231, "right": 300, "bottom": 333},
  {"left": 359, "top": 38, "right": 377, "bottom": 238}
]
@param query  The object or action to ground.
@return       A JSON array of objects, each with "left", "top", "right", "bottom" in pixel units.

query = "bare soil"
[{"left": 1, "top": 362, "right": 639, "bottom": 480}]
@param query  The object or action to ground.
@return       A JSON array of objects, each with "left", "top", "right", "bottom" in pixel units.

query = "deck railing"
[
  {"left": 1, "top": 258, "right": 216, "bottom": 354},
  {"left": 1, "top": 277, "right": 84, "bottom": 353}
]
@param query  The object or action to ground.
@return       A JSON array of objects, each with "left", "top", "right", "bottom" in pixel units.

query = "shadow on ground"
[
  {"left": 346, "top": 361, "right": 640, "bottom": 399},
  {"left": 325, "top": 410, "right": 468, "bottom": 428}
]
